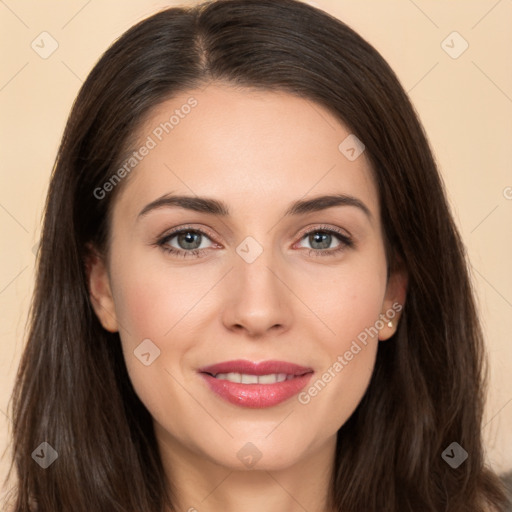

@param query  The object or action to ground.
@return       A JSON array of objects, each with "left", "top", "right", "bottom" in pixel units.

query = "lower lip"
[{"left": 199, "top": 372, "right": 314, "bottom": 408}]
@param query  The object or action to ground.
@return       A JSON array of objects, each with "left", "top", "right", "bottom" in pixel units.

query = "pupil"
[
  {"left": 179, "top": 232, "right": 201, "bottom": 250},
  {"left": 311, "top": 232, "right": 330, "bottom": 250}
]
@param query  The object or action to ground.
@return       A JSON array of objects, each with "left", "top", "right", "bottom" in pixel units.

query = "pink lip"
[{"left": 198, "top": 359, "right": 314, "bottom": 408}]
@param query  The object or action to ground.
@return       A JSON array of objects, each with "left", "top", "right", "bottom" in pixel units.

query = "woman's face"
[{"left": 88, "top": 83, "right": 406, "bottom": 472}]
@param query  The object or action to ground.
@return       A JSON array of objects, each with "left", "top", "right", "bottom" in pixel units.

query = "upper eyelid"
[
  {"left": 161, "top": 225, "right": 218, "bottom": 244},
  {"left": 295, "top": 223, "right": 351, "bottom": 239}
]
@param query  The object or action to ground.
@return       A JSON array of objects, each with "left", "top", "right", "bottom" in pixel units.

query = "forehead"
[{"left": 112, "top": 84, "right": 379, "bottom": 226}]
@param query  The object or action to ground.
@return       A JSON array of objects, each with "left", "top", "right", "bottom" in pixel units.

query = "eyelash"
[{"left": 155, "top": 224, "right": 354, "bottom": 259}]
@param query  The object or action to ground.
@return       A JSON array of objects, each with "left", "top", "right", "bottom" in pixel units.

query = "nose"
[{"left": 221, "top": 246, "right": 292, "bottom": 338}]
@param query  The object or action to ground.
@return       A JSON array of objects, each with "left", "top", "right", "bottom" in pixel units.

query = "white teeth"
[
  {"left": 224, "top": 372, "right": 242, "bottom": 383},
  {"left": 258, "top": 373, "right": 280, "bottom": 384},
  {"left": 241, "top": 374, "right": 258, "bottom": 384},
  {"left": 213, "top": 372, "right": 292, "bottom": 384}
]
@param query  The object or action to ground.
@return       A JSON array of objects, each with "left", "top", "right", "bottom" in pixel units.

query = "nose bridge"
[
  {"left": 222, "top": 234, "right": 291, "bottom": 334},
  {"left": 234, "top": 234, "right": 282, "bottom": 294}
]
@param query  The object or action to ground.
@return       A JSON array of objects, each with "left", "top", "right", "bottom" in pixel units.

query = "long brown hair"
[{"left": 5, "top": 0, "right": 509, "bottom": 510}]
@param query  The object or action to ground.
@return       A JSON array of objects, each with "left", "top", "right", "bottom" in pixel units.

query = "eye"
[
  {"left": 155, "top": 224, "right": 354, "bottom": 259},
  {"left": 156, "top": 226, "right": 216, "bottom": 258},
  {"left": 295, "top": 225, "right": 354, "bottom": 257}
]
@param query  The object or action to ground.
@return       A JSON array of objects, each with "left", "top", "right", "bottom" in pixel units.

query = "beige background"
[{"left": 1, "top": 0, "right": 511, "bottom": 496}]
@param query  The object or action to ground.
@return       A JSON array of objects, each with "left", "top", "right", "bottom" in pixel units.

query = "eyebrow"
[{"left": 137, "top": 192, "right": 372, "bottom": 222}]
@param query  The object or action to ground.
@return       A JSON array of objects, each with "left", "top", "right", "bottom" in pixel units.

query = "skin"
[{"left": 87, "top": 83, "right": 407, "bottom": 512}]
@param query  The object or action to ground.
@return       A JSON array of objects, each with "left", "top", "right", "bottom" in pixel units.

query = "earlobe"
[
  {"left": 84, "top": 244, "right": 119, "bottom": 333},
  {"left": 378, "top": 265, "right": 408, "bottom": 342}
]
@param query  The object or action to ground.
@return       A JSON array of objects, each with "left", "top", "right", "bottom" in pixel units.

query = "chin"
[{"left": 196, "top": 431, "right": 319, "bottom": 472}]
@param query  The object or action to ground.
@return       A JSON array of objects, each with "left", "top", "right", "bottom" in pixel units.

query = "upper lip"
[{"left": 198, "top": 359, "right": 314, "bottom": 377}]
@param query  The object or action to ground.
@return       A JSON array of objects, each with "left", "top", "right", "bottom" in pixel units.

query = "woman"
[{"left": 5, "top": 0, "right": 510, "bottom": 510}]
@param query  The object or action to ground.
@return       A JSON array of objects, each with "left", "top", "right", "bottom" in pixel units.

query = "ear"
[
  {"left": 378, "top": 263, "right": 408, "bottom": 341},
  {"left": 84, "top": 243, "right": 119, "bottom": 333}
]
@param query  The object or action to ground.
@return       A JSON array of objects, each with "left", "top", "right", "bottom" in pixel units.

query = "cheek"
[
  {"left": 110, "top": 246, "right": 206, "bottom": 338},
  {"left": 310, "top": 248, "right": 387, "bottom": 345},
  {"left": 297, "top": 251, "right": 386, "bottom": 428},
  {"left": 108, "top": 249, "right": 217, "bottom": 412},
  {"left": 111, "top": 275, "right": 188, "bottom": 422},
  {"left": 106, "top": 249, "right": 178, "bottom": 393}
]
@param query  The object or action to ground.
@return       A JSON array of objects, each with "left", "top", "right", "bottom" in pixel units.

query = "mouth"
[{"left": 197, "top": 359, "right": 314, "bottom": 408}]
